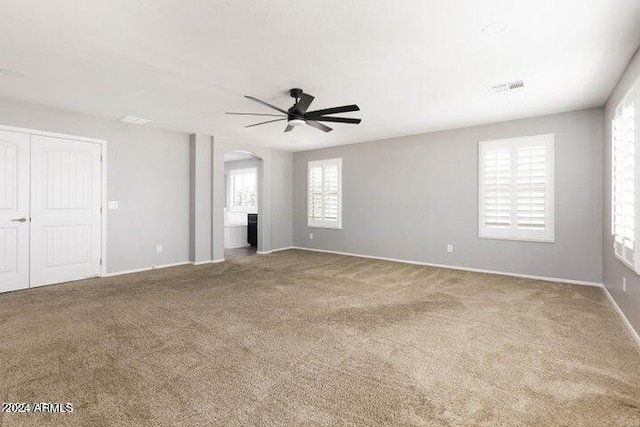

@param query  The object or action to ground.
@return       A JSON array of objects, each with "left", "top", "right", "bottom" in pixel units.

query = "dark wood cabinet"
[{"left": 247, "top": 214, "right": 258, "bottom": 247}]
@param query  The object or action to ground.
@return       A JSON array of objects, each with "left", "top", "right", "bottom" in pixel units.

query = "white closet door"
[
  {"left": 0, "top": 130, "right": 30, "bottom": 292},
  {"left": 30, "top": 135, "right": 102, "bottom": 287}
]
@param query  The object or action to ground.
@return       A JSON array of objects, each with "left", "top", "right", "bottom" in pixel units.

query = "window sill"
[
  {"left": 478, "top": 235, "right": 555, "bottom": 243},
  {"left": 308, "top": 223, "right": 342, "bottom": 230},
  {"left": 614, "top": 252, "right": 640, "bottom": 275}
]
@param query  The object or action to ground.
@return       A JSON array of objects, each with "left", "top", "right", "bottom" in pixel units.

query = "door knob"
[{"left": 11, "top": 217, "right": 27, "bottom": 223}]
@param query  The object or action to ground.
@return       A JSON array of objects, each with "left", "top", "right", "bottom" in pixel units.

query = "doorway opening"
[{"left": 223, "top": 150, "right": 261, "bottom": 261}]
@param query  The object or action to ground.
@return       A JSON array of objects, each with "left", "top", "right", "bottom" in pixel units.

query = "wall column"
[{"left": 189, "top": 134, "right": 213, "bottom": 263}]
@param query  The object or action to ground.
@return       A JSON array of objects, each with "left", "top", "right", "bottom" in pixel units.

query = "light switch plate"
[{"left": 108, "top": 201, "right": 119, "bottom": 210}]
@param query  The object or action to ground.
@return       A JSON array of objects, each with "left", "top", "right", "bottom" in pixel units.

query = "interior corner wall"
[
  {"left": 604, "top": 47, "right": 640, "bottom": 334},
  {"left": 0, "top": 97, "right": 190, "bottom": 274},
  {"left": 189, "top": 135, "right": 197, "bottom": 262},
  {"left": 293, "top": 108, "right": 604, "bottom": 284}
]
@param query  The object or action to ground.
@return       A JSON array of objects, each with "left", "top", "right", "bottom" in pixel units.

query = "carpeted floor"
[
  {"left": 224, "top": 246, "right": 257, "bottom": 261},
  {"left": 0, "top": 249, "right": 639, "bottom": 426}
]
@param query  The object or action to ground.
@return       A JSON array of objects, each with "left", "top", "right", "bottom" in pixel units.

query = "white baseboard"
[
  {"left": 602, "top": 286, "right": 640, "bottom": 347},
  {"left": 192, "top": 259, "right": 225, "bottom": 265},
  {"left": 257, "top": 246, "right": 294, "bottom": 255},
  {"left": 256, "top": 246, "right": 296, "bottom": 255},
  {"left": 103, "top": 261, "right": 191, "bottom": 277},
  {"left": 291, "top": 246, "right": 603, "bottom": 288},
  {"left": 224, "top": 244, "right": 250, "bottom": 250}
]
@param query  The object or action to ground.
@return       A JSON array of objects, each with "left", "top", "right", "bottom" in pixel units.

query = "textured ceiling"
[{"left": 0, "top": 0, "right": 639, "bottom": 151}]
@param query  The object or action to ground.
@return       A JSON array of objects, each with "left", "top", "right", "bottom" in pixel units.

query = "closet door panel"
[
  {"left": 0, "top": 130, "right": 30, "bottom": 292},
  {"left": 30, "top": 135, "right": 102, "bottom": 287}
]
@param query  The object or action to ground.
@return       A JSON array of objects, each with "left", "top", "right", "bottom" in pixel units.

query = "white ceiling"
[{"left": 0, "top": 0, "right": 639, "bottom": 152}]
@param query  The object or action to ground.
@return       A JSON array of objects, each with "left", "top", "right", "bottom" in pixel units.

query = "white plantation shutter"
[
  {"left": 309, "top": 164, "right": 324, "bottom": 222},
  {"left": 479, "top": 135, "right": 554, "bottom": 242},
  {"left": 612, "top": 83, "right": 639, "bottom": 272},
  {"left": 516, "top": 141, "right": 548, "bottom": 233},
  {"left": 322, "top": 163, "right": 339, "bottom": 221},
  {"left": 308, "top": 158, "right": 342, "bottom": 228},
  {"left": 482, "top": 143, "right": 512, "bottom": 235}
]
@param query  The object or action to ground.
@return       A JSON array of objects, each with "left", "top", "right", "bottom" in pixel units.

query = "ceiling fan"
[{"left": 226, "top": 88, "right": 361, "bottom": 133}]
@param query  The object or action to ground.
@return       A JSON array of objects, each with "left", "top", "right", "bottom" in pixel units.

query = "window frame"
[
  {"left": 227, "top": 167, "right": 257, "bottom": 213},
  {"left": 478, "top": 134, "right": 555, "bottom": 243},
  {"left": 612, "top": 77, "right": 640, "bottom": 273},
  {"left": 307, "top": 158, "right": 342, "bottom": 229}
]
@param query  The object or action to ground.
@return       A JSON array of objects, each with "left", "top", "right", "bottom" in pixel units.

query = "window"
[
  {"left": 228, "top": 168, "right": 257, "bottom": 212},
  {"left": 612, "top": 80, "right": 640, "bottom": 272},
  {"left": 308, "top": 158, "right": 342, "bottom": 229},
  {"left": 479, "top": 134, "right": 554, "bottom": 242}
]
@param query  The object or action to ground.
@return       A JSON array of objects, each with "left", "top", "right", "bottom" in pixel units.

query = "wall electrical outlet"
[
  {"left": 447, "top": 244, "right": 453, "bottom": 253},
  {"left": 309, "top": 233, "right": 314, "bottom": 240},
  {"left": 156, "top": 245, "right": 163, "bottom": 253},
  {"left": 623, "top": 277, "right": 627, "bottom": 292}
]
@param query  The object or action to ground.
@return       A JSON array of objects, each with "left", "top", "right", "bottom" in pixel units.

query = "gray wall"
[
  {"left": 271, "top": 150, "right": 293, "bottom": 250},
  {"left": 190, "top": 134, "right": 213, "bottom": 263},
  {"left": 604, "top": 47, "right": 640, "bottom": 334},
  {"left": 0, "top": 97, "right": 190, "bottom": 274},
  {"left": 0, "top": 99, "right": 294, "bottom": 275},
  {"left": 294, "top": 108, "right": 603, "bottom": 283}
]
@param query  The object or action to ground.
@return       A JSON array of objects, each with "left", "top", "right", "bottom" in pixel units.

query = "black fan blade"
[
  {"left": 306, "top": 120, "right": 333, "bottom": 133},
  {"left": 306, "top": 104, "right": 360, "bottom": 117},
  {"left": 313, "top": 116, "right": 361, "bottom": 124},
  {"left": 245, "top": 118, "right": 286, "bottom": 128},
  {"left": 244, "top": 96, "right": 289, "bottom": 115},
  {"left": 226, "top": 112, "right": 286, "bottom": 117},
  {"left": 284, "top": 124, "right": 294, "bottom": 132},
  {"left": 297, "top": 93, "right": 315, "bottom": 113}
]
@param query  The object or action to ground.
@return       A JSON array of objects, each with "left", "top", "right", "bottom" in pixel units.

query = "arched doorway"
[{"left": 223, "top": 150, "right": 262, "bottom": 260}]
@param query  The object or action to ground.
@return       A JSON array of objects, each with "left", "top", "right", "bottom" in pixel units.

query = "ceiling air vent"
[
  {"left": 488, "top": 80, "right": 524, "bottom": 94},
  {"left": 119, "top": 115, "right": 152, "bottom": 125},
  {"left": 507, "top": 80, "right": 524, "bottom": 90}
]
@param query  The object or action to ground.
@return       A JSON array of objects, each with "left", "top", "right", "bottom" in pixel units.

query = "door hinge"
[
  {"left": 100, "top": 207, "right": 103, "bottom": 213},
  {"left": 100, "top": 258, "right": 103, "bottom": 266},
  {"left": 100, "top": 154, "right": 103, "bottom": 162}
]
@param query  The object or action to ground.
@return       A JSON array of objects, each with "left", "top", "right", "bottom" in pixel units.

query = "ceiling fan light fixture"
[{"left": 288, "top": 118, "right": 305, "bottom": 127}]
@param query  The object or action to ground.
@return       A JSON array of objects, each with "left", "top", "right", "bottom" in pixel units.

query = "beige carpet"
[{"left": 0, "top": 249, "right": 639, "bottom": 426}]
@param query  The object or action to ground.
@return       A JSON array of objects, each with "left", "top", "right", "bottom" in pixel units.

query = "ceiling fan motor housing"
[
  {"left": 288, "top": 88, "right": 306, "bottom": 118},
  {"left": 289, "top": 88, "right": 304, "bottom": 99}
]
